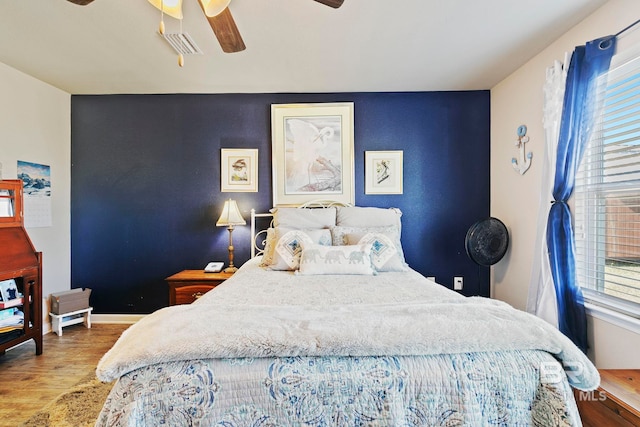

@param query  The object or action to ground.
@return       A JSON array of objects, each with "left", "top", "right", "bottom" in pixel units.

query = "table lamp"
[{"left": 216, "top": 199, "right": 245, "bottom": 273}]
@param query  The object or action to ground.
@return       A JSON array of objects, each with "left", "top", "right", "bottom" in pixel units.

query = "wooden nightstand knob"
[{"left": 192, "top": 292, "right": 203, "bottom": 299}]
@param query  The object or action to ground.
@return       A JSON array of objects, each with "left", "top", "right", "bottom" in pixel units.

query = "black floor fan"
[{"left": 465, "top": 218, "right": 509, "bottom": 295}]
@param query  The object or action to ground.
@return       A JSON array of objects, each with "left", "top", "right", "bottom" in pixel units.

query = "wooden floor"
[{"left": 0, "top": 323, "right": 128, "bottom": 427}]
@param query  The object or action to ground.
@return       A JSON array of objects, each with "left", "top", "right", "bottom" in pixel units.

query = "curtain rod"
[
  {"left": 599, "top": 18, "right": 640, "bottom": 49},
  {"left": 615, "top": 18, "right": 640, "bottom": 38}
]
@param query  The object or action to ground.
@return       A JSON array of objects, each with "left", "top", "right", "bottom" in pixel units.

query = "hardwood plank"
[
  {"left": 600, "top": 369, "right": 640, "bottom": 416},
  {"left": 576, "top": 369, "right": 640, "bottom": 427},
  {"left": 0, "top": 323, "right": 127, "bottom": 426}
]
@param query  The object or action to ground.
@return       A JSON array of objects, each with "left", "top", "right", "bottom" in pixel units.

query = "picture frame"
[
  {"left": 0, "top": 279, "right": 20, "bottom": 302},
  {"left": 221, "top": 149, "right": 258, "bottom": 192},
  {"left": 365, "top": 150, "right": 404, "bottom": 194},
  {"left": 271, "top": 102, "right": 354, "bottom": 206},
  {"left": 0, "top": 190, "right": 14, "bottom": 218}
]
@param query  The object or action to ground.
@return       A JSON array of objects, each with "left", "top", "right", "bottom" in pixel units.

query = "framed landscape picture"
[
  {"left": 271, "top": 102, "right": 354, "bottom": 206},
  {"left": 365, "top": 150, "right": 403, "bottom": 194},
  {"left": 221, "top": 149, "right": 258, "bottom": 192}
]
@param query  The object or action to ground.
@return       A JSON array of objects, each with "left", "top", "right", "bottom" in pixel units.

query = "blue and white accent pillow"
[
  {"left": 354, "top": 232, "right": 406, "bottom": 272},
  {"left": 267, "top": 228, "right": 332, "bottom": 271},
  {"left": 331, "top": 225, "right": 408, "bottom": 272},
  {"left": 297, "top": 243, "right": 375, "bottom": 276}
]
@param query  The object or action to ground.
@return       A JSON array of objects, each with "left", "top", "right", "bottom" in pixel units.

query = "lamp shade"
[
  {"left": 198, "top": 0, "right": 231, "bottom": 17},
  {"left": 216, "top": 199, "right": 246, "bottom": 226},
  {"left": 148, "top": 0, "right": 183, "bottom": 19}
]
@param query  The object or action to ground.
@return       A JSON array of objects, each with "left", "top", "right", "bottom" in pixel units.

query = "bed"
[{"left": 95, "top": 203, "right": 598, "bottom": 426}]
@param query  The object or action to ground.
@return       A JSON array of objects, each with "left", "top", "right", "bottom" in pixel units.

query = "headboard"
[{"left": 250, "top": 199, "right": 353, "bottom": 258}]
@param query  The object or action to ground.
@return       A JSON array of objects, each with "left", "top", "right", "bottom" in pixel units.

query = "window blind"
[{"left": 575, "top": 50, "right": 640, "bottom": 317}]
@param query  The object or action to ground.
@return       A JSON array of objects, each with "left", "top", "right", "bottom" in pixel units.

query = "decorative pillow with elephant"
[
  {"left": 330, "top": 225, "right": 408, "bottom": 272},
  {"left": 297, "top": 243, "right": 375, "bottom": 275},
  {"left": 264, "top": 228, "right": 332, "bottom": 271},
  {"left": 350, "top": 232, "right": 408, "bottom": 272}
]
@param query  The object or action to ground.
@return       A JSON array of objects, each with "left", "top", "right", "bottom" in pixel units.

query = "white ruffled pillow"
[
  {"left": 262, "top": 228, "right": 332, "bottom": 271},
  {"left": 298, "top": 243, "right": 375, "bottom": 276},
  {"left": 331, "top": 225, "right": 407, "bottom": 272},
  {"left": 350, "top": 232, "right": 408, "bottom": 272}
]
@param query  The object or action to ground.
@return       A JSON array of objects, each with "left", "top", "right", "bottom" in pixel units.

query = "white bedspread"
[{"left": 96, "top": 258, "right": 599, "bottom": 391}]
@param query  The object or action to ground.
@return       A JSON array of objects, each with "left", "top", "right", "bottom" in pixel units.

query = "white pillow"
[
  {"left": 264, "top": 228, "right": 332, "bottom": 271},
  {"left": 349, "top": 232, "right": 408, "bottom": 272},
  {"left": 335, "top": 206, "right": 402, "bottom": 230},
  {"left": 271, "top": 207, "right": 337, "bottom": 229},
  {"left": 298, "top": 243, "right": 375, "bottom": 276},
  {"left": 331, "top": 225, "right": 408, "bottom": 271}
]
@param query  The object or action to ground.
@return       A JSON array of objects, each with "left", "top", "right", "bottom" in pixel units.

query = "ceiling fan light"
[
  {"left": 148, "top": 0, "right": 183, "bottom": 20},
  {"left": 199, "top": 0, "right": 231, "bottom": 17}
]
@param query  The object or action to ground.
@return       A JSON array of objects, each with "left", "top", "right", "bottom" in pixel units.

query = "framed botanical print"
[
  {"left": 271, "top": 102, "right": 354, "bottom": 206},
  {"left": 365, "top": 150, "right": 403, "bottom": 194},
  {"left": 221, "top": 149, "right": 258, "bottom": 192}
]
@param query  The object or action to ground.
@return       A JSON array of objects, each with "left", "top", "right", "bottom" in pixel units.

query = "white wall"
[
  {"left": 491, "top": 0, "right": 640, "bottom": 368},
  {"left": 0, "top": 62, "right": 71, "bottom": 324}
]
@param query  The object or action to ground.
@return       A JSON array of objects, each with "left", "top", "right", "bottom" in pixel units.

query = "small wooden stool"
[{"left": 49, "top": 307, "right": 93, "bottom": 336}]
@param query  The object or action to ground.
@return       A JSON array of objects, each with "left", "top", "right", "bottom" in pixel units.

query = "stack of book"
[{"left": 0, "top": 307, "right": 24, "bottom": 343}]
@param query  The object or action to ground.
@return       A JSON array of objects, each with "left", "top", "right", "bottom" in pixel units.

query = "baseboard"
[
  {"left": 42, "top": 313, "right": 144, "bottom": 335},
  {"left": 41, "top": 297, "right": 145, "bottom": 330},
  {"left": 91, "top": 313, "right": 146, "bottom": 324}
]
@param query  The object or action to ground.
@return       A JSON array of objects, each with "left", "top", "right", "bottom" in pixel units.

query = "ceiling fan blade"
[
  {"left": 313, "top": 0, "right": 344, "bottom": 8},
  {"left": 66, "top": 0, "right": 95, "bottom": 5},
  {"left": 201, "top": 7, "right": 246, "bottom": 53}
]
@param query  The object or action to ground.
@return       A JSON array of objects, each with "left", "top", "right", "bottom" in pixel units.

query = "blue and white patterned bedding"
[
  {"left": 96, "top": 258, "right": 591, "bottom": 426},
  {"left": 98, "top": 351, "right": 579, "bottom": 426}
]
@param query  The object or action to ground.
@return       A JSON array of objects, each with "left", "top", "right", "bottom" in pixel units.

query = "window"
[{"left": 575, "top": 45, "right": 640, "bottom": 319}]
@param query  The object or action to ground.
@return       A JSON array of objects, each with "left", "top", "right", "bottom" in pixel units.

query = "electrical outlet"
[
  {"left": 427, "top": 276, "right": 436, "bottom": 282},
  {"left": 454, "top": 276, "right": 463, "bottom": 290}
]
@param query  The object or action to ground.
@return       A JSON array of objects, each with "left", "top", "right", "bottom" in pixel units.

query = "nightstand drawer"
[
  {"left": 174, "top": 284, "right": 217, "bottom": 304},
  {"left": 165, "top": 270, "right": 234, "bottom": 305}
]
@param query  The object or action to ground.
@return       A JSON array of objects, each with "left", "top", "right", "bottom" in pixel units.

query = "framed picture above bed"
[
  {"left": 220, "top": 148, "right": 258, "bottom": 192},
  {"left": 365, "top": 150, "right": 403, "bottom": 194},
  {"left": 271, "top": 102, "right": 354, "bottom": 206}
]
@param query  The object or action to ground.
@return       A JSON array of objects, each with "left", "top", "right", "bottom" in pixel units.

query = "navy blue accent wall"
[{"left": 71, "top": 92, "right": 490, "bottom": 314}]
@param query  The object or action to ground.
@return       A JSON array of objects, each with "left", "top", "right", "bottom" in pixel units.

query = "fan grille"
[{"left": 465, "top": 218, "right": 509, "bottom": 266}]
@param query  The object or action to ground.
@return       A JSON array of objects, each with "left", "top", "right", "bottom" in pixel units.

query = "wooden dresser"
[
  {"left": 165, "top": 270, "right": 233, "bottom": 305},
  {"left": 576, "top": 369, "right": 640, "bottom": 426},
  {"left": 0, "top": 179, "right": 43, "bottom": 355}
]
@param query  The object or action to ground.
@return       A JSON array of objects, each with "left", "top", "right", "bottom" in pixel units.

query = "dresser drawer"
[{"left": 174, "top": 284, "right": 217, "bottom": 305}]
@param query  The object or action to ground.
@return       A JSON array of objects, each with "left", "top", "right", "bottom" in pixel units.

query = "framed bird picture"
[
  {"left": 271, "top": 102, "right": 354, "bottom": 206},
  {"left": 365, "top": 151, "right": 403, "bottom": 194},
  {"left": 221, "top": 148, "right": 258, "bottom": 192}
]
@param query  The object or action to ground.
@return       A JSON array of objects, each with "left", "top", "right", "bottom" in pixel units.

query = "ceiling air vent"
[{"left": 162, "top": 32, "right": 203, "bottom": 55}]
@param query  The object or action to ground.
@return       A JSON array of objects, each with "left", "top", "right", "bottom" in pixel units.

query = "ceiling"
[{"left": 0, "top": 0, "right": 609, "bottom": 95}]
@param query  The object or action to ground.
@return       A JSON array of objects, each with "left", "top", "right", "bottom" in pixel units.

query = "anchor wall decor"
[{"left": 512, "top": 124, "right": 532, "bottom": 175}]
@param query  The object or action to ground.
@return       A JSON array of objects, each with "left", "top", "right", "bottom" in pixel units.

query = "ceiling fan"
[{"left": 66, "top": 0, "right": 345, "bottom": 54}]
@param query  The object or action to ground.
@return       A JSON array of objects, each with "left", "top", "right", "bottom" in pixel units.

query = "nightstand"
[{"left": 165, "top": 270, "right": 234, "bottom": 305}]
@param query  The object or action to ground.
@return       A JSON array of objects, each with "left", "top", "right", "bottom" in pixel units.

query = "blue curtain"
[{"left": 547, "top": 36, "right": 616, "bottom": 353}]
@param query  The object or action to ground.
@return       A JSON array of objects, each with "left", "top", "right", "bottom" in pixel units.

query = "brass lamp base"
[{"left": 223, "top": 266, "right": 238, "bottom": 273}]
